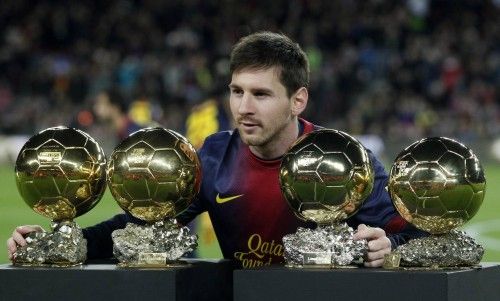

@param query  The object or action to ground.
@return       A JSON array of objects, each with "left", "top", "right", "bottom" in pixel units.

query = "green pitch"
[
  {"left": 1, "top": 164, "right": 499, "bottom": 264},
  {"left": 0, "top": 164, "right": 222, "bottom": 264}
]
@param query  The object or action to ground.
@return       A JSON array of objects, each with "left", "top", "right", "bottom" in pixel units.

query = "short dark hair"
[
  {"left": 104, "top": 88, "right": 128, "bottom": 114},
  {"left": 229, "top": 31, "right": 310, "bottom": 97}
]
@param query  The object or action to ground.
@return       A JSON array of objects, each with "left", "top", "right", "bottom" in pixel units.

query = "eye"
[
  {"left": 231, "top": 88, "right": 243, "bottom": 96},
  {"left": 254, "top": 91, "right": 269, "bottom": 98}
]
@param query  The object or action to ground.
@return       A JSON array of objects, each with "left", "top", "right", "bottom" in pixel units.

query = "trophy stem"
[{"left": 13, "top": 220, "right": 87, "bottom": 267}]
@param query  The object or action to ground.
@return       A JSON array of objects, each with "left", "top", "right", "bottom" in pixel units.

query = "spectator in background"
[
  {"left": 1, "top": 1, "right": 498, "bottom": 143},
  {"left": 93, "top": 89, "right": 142, "bottom": 140},
  {"left": 185, "top": 97, "right": 232, "bottom": 149},
  {"left": 8, "top": 31, "right": 426, "bottom": 268}
]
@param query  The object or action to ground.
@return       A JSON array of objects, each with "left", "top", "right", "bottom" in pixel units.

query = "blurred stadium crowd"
[{"left": 0, "top": 0, "right": 499, "bottom": 148}]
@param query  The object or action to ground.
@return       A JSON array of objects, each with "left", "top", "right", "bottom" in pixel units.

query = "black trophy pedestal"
[
  {"left": 234, "top": 263, "right": 500, "bottom": 301},
  {"left": 0, "top": 259, "right": 234, "bottom": 301}
]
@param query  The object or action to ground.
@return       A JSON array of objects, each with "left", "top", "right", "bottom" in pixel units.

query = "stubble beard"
[{"left": 239, "top": 116, "right": 291, "bottom": 149}]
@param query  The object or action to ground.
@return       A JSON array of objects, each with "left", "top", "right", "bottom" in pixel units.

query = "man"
[
  {"left": 8, "top": 32, "right": 423, "bottom": 268},
  {"left": 93, "top": 88, "right": 142, "bottom": 141}
]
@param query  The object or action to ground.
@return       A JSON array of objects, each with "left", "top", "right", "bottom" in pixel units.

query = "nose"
[{"left": 237, "top": 93, "right": 255, "bottom": 115}]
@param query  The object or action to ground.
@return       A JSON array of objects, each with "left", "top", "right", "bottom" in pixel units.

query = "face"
[
  {"left": 94, "top": 92, "right": 113, "bottom": 121},
  {"left": 229, "top": 67, "right": 295, "bottom": 150}
]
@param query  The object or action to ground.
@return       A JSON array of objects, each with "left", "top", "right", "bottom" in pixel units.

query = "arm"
[
  {"left": 351, "top": 151, "right": 428, "bottom": 266},
  {"left": 85, "top": 135, "right": 215, "bottom": 259},
  {"left": 384, "top": 215, "right": 428, "bottom": 248},
  {"left": 6, "top": 213, "right": 143, "bottom": 261},
  {"left": 176, "top": 195, "right": 207, "bottom": 226},
  {"left": 176, "top": 139, "right": 212, "bottom": 225}
]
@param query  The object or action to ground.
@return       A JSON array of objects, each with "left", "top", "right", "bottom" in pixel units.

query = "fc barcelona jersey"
[
  {"left": 176, "top": 118, "right": 423, "bottom": 268},
  {"left": 83, "top": 118, "right": 425, "bottom": 264}
]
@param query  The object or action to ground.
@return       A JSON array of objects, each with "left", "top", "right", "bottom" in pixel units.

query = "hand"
[
  {"left": 353, "top": 224, "right": 391, "bottom": 268},
  {"left": 6, "top": 225, "right": 43, "bottom": 261}
]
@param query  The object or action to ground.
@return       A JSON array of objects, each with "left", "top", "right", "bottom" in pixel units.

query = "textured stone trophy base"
[
  {"left": 283, "top": 222, "right": 367, "bottom": 268},
  {"left": 384, "top": 230, "right": 484, "bottom": 269},
  {"left": 112, "top": 219, "right": 197, "bottom": 267},
  {"left": 13, "top": 221, "right": 86, "bottom": 267}
]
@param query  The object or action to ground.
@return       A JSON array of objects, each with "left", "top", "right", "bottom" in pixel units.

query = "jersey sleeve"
[
  {"left": 176, "top": 195, "right": 207, "bottom": 225},
  {"left": 82, "top": 133, "right": 220, "bottom": 259},
  {"left": 175, "top": 137, "right": 213, "bottom": 225},
  {"left": 348, "top": 151, "right": 428, "bottom": 248}
]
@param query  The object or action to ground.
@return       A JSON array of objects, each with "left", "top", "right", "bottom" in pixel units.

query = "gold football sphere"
[
  {"left": 388, "top": 137, "right": 486, "bottom": 234},
  {"left": 107, "top": 127, "right": 201, "bottom": 222},
  {"left": 15, "top": 126, "right": 107, "bottom": 221},
  {"left": 280, "top": 129, "right": 374, "bottom": 225}
]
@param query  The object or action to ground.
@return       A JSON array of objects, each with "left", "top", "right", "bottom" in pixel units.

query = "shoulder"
[
  {"left": 201, "top": 130, "right": 235, "bottom": 147},
  {"left": 197, "top": 130, "right": 240, "bottom": 179},
  {"left": 198, "top": 130, "right": 237, "bottom": 158},
  {"left": 366, "top": 150, "right": 387, "bottom": 176}
]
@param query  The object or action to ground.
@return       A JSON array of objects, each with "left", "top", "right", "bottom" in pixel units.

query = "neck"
[{"left": 249, "top": 117, "right": 300, "bottom": 160}]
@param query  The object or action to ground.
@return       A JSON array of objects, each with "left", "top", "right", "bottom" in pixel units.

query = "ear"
[{"left": 291, "top": 87, "right": 308, "bottom": 116}]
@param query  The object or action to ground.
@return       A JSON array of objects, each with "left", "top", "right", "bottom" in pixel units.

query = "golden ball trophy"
[
  {"left": 280, "top": 129, "right": 374, "bottom": 267},
  {"left": 386, "top": 137, "right": 486, "bottom": 268},
  {"left": 107, "top": 127, "right": 201, "bottom": 267},
  {"left": 14, "top": 126, "right": 107, "bottom": 266}
]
